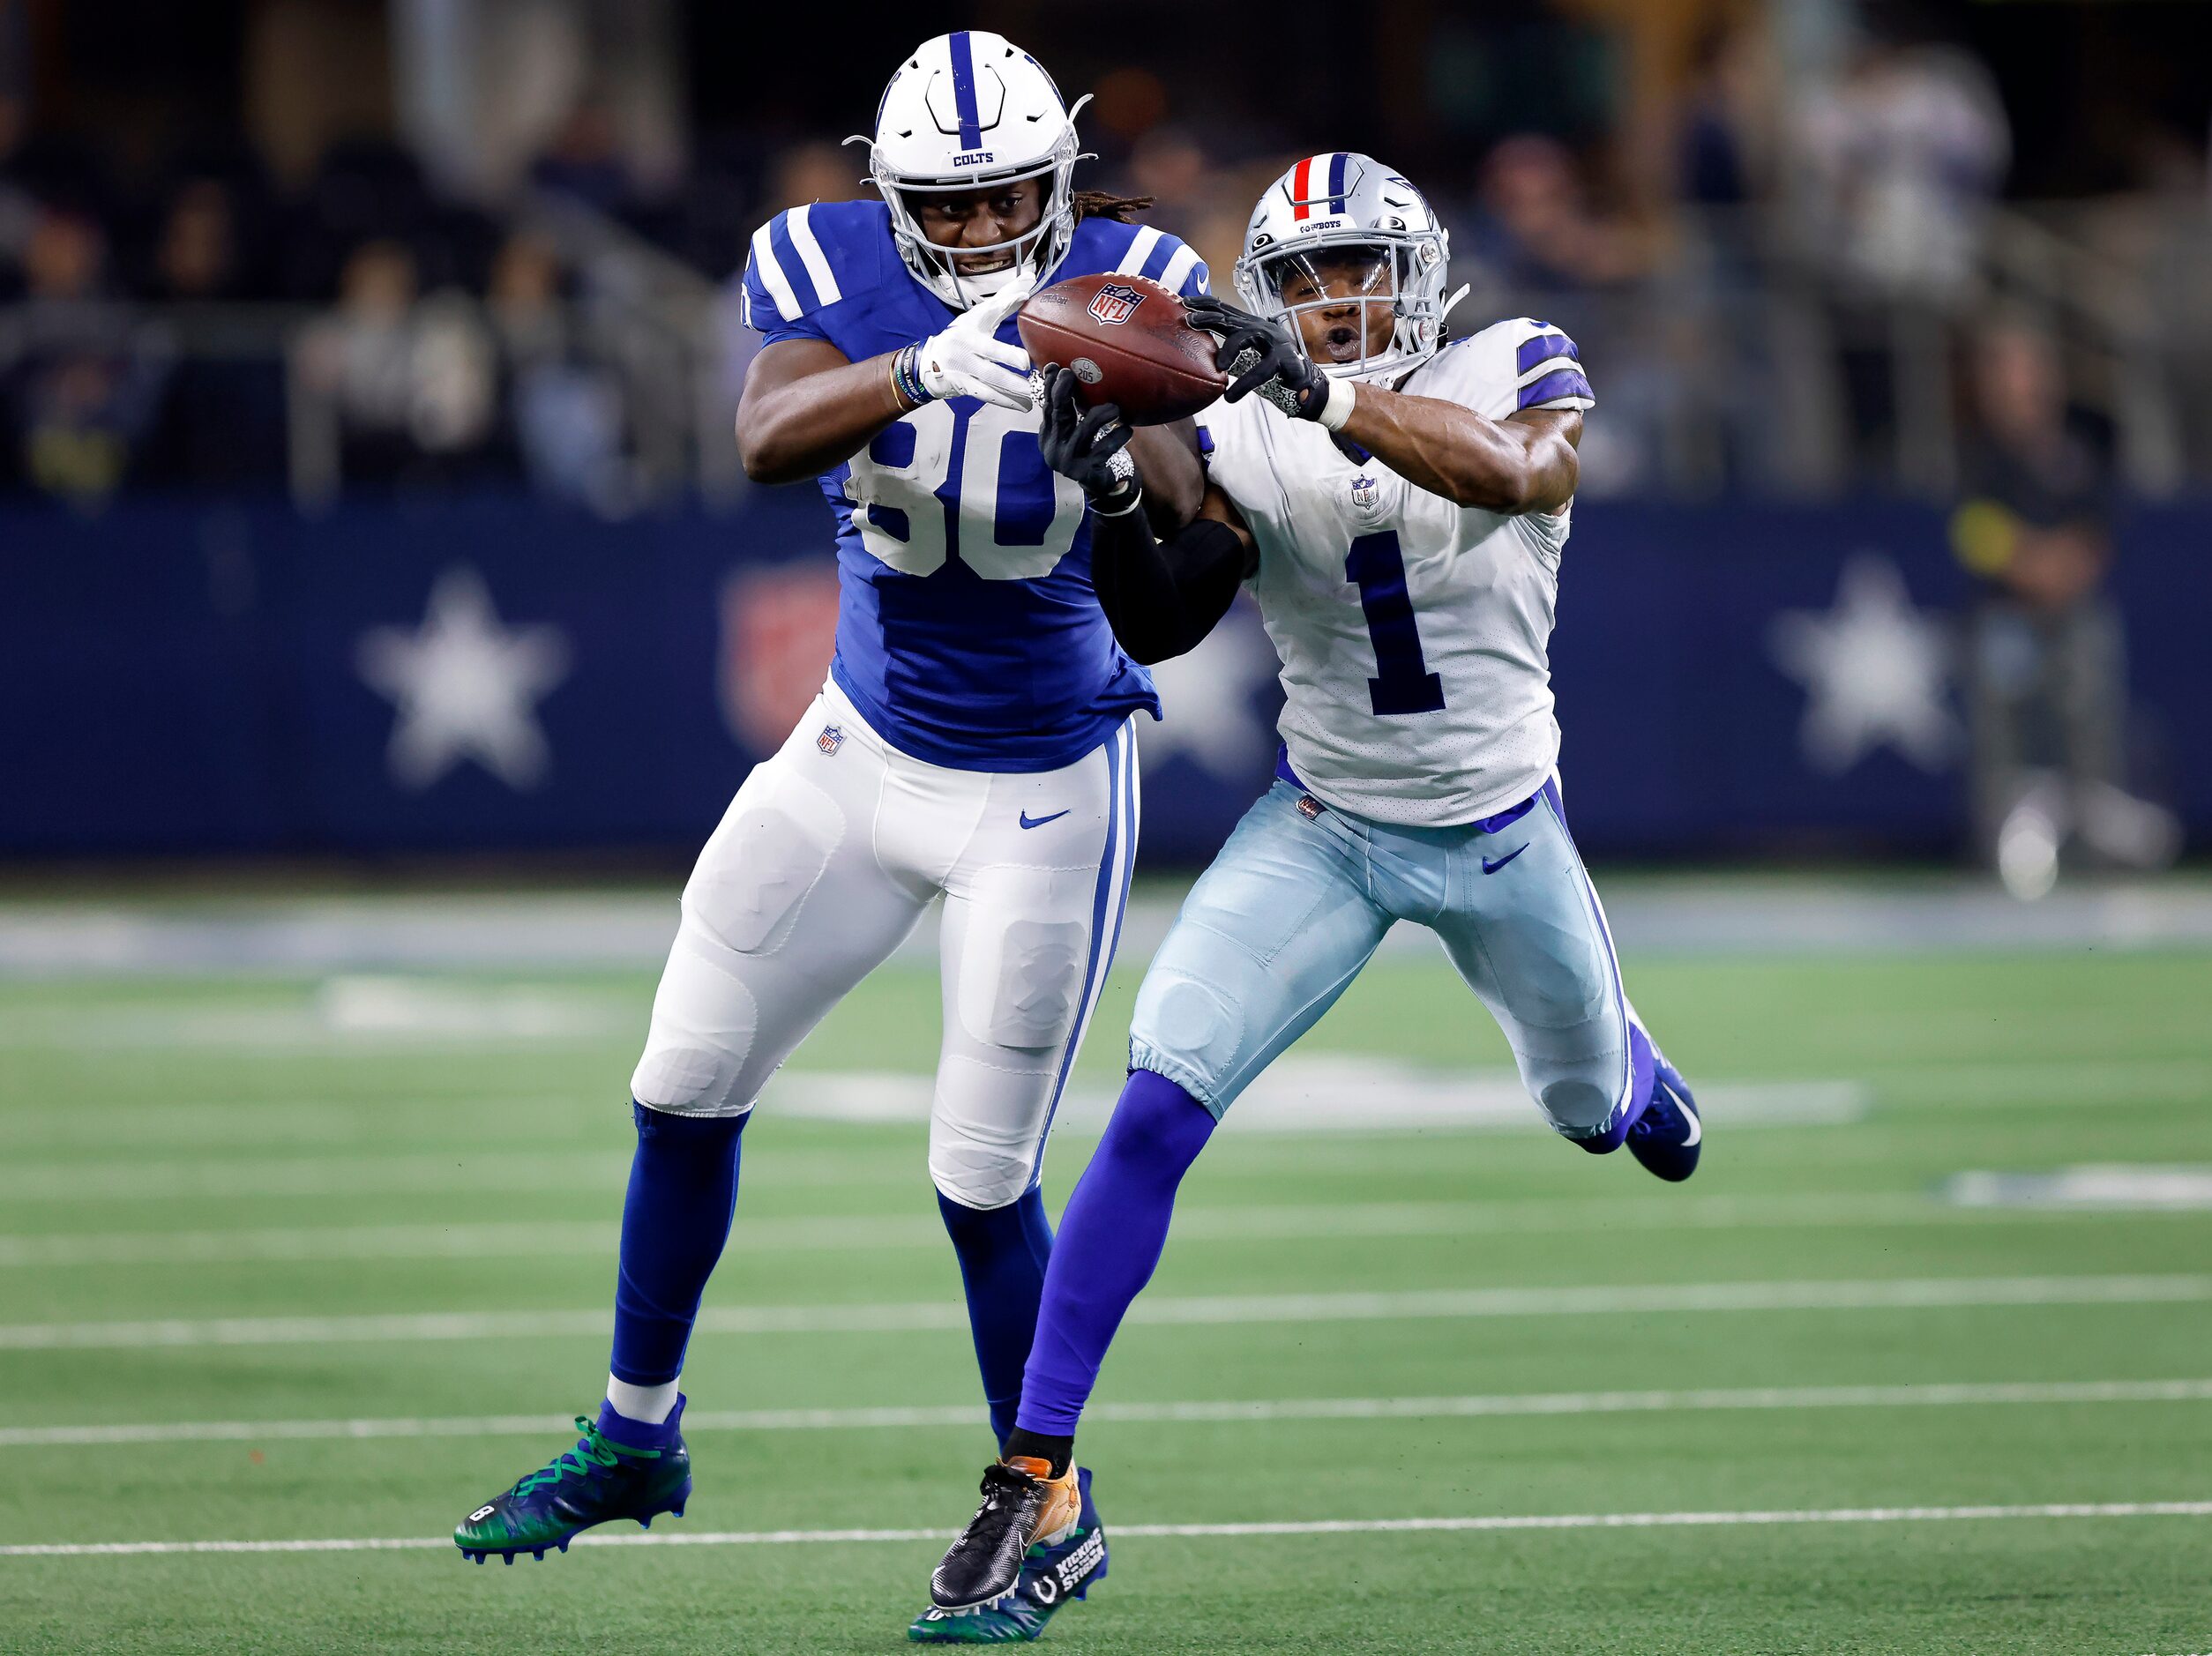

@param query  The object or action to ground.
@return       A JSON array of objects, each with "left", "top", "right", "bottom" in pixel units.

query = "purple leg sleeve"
[{"left": 1014, "top": 1070, "right": 1218, "bottom": 1436}]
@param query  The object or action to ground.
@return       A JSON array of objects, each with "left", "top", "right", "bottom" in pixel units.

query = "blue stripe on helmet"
[
  {"left": 1515, "top": 332, "right": 1580, "bottom": 373},
  {"left": 1326, "top": 152, "right": 1348, "bottom": 213},
  {"left": 948, "top": 31, "right": 983, "bottom": 150},
  {"left": 1517, "top": 368, "right": 1594, "bottom": 410}
]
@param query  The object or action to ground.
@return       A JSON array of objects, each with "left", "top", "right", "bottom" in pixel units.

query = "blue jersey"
[{"left": 741, "top": 201, "right": 1209, "bottom": 772}]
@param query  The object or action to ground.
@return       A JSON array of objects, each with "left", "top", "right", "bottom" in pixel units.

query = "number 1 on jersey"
[{"left": 1344, "top": 531, "right": 1446, "bottom": 715}]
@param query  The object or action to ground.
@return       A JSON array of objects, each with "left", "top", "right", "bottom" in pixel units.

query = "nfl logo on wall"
[
  {"left": 1087, "top": 282, "right": 1144, "bottom": 326},
  {"left": 817, "top": 725, "right": 844, "bottom": 756}
]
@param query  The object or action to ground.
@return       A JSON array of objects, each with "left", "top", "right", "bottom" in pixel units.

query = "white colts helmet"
[
  {"left": 853, "top": 31, "right": 1087, "bottom": 310},
  {"left": 1233, "top": 153, "right": 1466, "bottom": 382}
]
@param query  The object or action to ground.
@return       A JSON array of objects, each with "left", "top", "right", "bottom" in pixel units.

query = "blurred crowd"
[
  {"left": 0, "top": 115, "right": 660, "bottom": 509},
  {"left": 3, "top": 5, "right": 2194, "bottom": 877},
  {"left": 3, "top": 11, "right": 2209, "bottom": 513}
]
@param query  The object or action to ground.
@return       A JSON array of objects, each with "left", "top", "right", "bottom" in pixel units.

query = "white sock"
[{"left": 605, "top": 1375, "right": 680, "bottom": 1425}]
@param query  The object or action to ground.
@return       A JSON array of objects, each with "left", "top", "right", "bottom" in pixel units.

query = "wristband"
[
  {"left": 1091, "top": 485, "right": 1144, "bottom": 518},
  {"left": 1313, "top": 374, "right": 1356, "bottom": 431},
  {"left": 890, "top": 345, "right": 931, "bottom": 408}
]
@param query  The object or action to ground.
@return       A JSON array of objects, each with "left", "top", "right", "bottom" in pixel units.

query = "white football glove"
[{"left": 915, "top": 280, "right": 1036, "bottom": 412}]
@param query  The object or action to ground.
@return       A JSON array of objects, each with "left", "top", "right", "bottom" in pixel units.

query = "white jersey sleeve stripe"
[
  {"left": 1158, "top": 242, "right": 1202, "bottom": 295},
  {"left": 784, "top": 205, "right": 841, "bottom": 308},
  {"left": 1116, "top": 225, "right": 1163, "bottom": 277},
  {"left": 748, "top": 222, "right": 804, "bottom": 323}
]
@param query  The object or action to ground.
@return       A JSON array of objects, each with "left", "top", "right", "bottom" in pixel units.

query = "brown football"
[{"left": 1017, "top": 272, "right": 1225, "bottom": 426}]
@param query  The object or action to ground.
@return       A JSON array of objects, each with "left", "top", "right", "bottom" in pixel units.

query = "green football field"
[{"left": 3, "top": 886, "right": 2209, "bottom": 1652}]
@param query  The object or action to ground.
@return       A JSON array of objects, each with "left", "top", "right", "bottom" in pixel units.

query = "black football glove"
[
  {"left": 1037, "top": 366, "right": 1139, "bottom": 508},
  {"left": 1183, "top": 293, "right": 1327, "bottom": 420}
]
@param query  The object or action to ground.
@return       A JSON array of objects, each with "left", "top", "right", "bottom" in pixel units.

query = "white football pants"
[{"left": 631, "top": 680, "right": 1140, "bottom": 1210}]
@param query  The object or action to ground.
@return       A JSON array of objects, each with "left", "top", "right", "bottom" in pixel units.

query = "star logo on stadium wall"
[
  {"left": 1767, "top": 553, "right": 1958, "bottom": 774},
  {"left": 356, "top": 566, "right": 572, "bottom": 791}
]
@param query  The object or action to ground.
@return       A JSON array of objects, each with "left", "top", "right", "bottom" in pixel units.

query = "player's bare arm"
[
  {"left": 1189, "top": 290, "right": 1581, "bottom": 515},
  {"left": 736, "top": 179, "right": 1042, "bottom": 488},
  {"left": 739, "top": 334, "right": 1203, "bottom": 532},
  {"left": 1198, "top": 259, "right": 1586, "bottom": 508},
  {"left": 1338, "top": 396, "right": 1580, "bottom": 515},
  {"left": 1033, "top": 367, "right": 1251, "bottom": 662},
  {"left": 734, "top": 336, "right": 909, "bottom": 485},
  {"left": 737, "top": 172, "right": 1205, "bottom": 533}
]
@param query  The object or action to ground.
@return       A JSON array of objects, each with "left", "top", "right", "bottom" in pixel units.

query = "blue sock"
[
  {"left": 594, "top": 1392, "right": 686, "bottom": 1451},
  {"left": 1016, "top": 1070, "right": 1217, "bottom": 1436},
  {"left": 609, "top": 1101, "right": 747, "bottom": 1390},
  {"left": 938, "top": 1186, "right": 1056, "bottom": 1446}
]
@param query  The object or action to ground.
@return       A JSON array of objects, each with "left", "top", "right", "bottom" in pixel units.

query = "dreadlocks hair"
[{"left": 1072, "top": 190, "right": 1155, "bottom": 224}]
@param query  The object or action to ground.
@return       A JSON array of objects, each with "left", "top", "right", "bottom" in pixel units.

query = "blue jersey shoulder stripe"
[
  {"left": 766, "top": 213, "right": 826, "bottom": 314},
  {"left": 745, "top": 201, "right": 896, "bottom": 335},
  {"left": 1071, "top": 216, "right": 1209, "bottom": 298}
]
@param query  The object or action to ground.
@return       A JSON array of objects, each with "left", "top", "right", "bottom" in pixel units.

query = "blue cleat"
[
  {"left": 908, "top": 1466, "right": 1109, "bottom": 1643},
  {"left": 1627, "top": 1050, "right": 1701, "bottom": 1182},
  {"left": 453, "top": 1398, "right": 691, "bottom": 1563}
]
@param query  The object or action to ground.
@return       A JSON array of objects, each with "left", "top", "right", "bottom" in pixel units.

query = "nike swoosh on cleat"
[
  {"left": 1019, "top": 810, "right": 1071, "bottom": 831},
  {"left": 1481, "top": 844, "right": 1528, "bottom": 875},
  {"left": 1677, "top": 1096, "right": 1702, "bottom": 1147}
]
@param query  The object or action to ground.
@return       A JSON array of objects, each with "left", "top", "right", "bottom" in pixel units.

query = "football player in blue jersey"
[{"left": 451, "top": 30, "right": 1208, "bottom": 1644}]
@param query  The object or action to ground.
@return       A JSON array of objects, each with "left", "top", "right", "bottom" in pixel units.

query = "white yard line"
[
  {"left": 1872, "top": 1056, "right": 2212, "bottom": 1108},
  {"left": 4, "top": 1274, "right": 2206, "bottom": 1352},
  {"left": 7, "top": 1378, "right": 2210, "bottom": 1450},
  {"left": 5, "top": 1502, "right": 2208, "bottom": 1558},
  {"left": 0, "top": 1146, "right": 931, "bottom": 1203},
  {"left": 12, "top": 1190, "right": 2197, "bottom": 1268}
]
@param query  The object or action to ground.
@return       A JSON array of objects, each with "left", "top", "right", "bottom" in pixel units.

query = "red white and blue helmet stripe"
[{"left": 1288, "top": 153, "right": 1352, "bottom": 220}]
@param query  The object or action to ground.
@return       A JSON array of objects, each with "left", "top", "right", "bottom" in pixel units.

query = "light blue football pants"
[{"left": 1129, "top": 775, "right": 1645, "bottom": 1138}]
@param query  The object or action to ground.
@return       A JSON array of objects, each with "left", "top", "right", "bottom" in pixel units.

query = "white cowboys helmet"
[
  {"left": 851, "top": 31, "right": 1088, "bottom": 310},
  {"left": 1233, "top": 153, "right": 1467, "bottom": 382}
]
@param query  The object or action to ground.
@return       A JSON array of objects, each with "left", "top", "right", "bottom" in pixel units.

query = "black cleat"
[{"left": 930, "top": 1457, "right": 1083, "bottom": 1612}]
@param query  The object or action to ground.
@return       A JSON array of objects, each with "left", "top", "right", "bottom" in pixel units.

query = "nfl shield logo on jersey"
[
  {"left": 817, "top": 725, "right": 844, "bottom": 756},
  {"left": 1087, "top": 282, "right": 1144, "bottom": 326},
  {"left": 1349, "top": 474, "right": 1381, "bottom": 511}
]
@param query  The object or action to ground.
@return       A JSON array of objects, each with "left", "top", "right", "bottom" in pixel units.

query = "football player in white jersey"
[{"left": 925, "top": 153, "right": 1702, "bottom": 1617}]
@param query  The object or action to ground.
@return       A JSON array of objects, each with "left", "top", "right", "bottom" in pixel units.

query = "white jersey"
[{"left": 1199, "top": 317, "right": 1594, "bottom": 827}]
